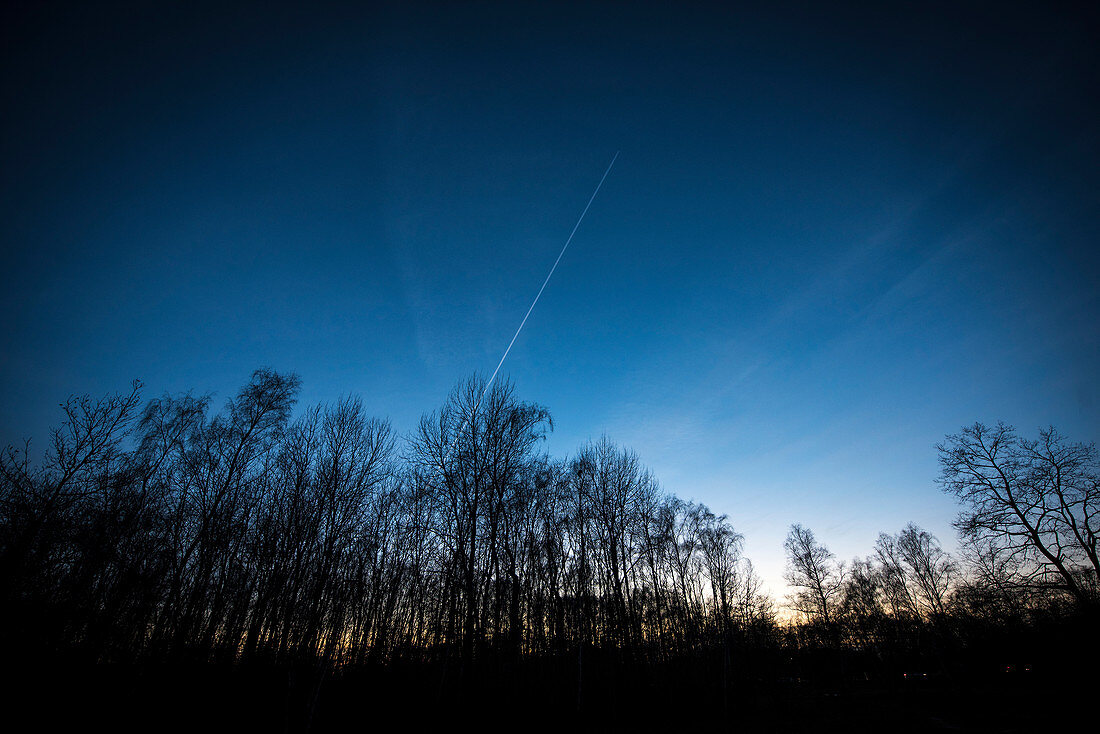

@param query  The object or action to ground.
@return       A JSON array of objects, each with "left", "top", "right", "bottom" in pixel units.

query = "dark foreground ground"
[
  {"left": 11, "top": 652, "right": 1089, "bottom": 734},
  {"left": 8, "top": 616, "right": 1094, "bottom": 733}
]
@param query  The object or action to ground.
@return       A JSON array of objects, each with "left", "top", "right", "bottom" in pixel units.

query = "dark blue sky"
[{"left": 3, "top": 2, "right": 1098, "bottom": 595}]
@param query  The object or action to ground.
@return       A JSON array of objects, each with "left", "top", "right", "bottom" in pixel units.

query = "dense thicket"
[{"left": 1, "top": 370, "right": 1095, "bottom": 731}]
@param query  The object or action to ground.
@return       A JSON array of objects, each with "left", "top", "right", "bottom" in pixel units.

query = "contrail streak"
[
  {"left": 477, "top": 150, "right": 620, "bottom": 408},
  {"left": 440, "top": 152, "right": 619, "bottom": 464}
]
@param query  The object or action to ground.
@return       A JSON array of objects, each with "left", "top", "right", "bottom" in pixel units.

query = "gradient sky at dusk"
[{"left": 3, "top": 2, "right": 1098, "bottom": 598}]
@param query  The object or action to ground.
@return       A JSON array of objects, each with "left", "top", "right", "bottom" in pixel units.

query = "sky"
[{"left": 2, "top": 1, "right": 1098, "bottom": 601}]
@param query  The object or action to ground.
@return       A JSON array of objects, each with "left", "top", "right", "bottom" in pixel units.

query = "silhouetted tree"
[
  {"left": 938, "top": 423, "right": 1099, "bottom": 609},
  {"left": 874, "top": 523, "right": 955, "bottom": 619},
  {"left": 407, "top": 374, "right": 551, "bottom": 673},
  {"left": 784, "top": 524, "right": 844, "bottom": 626}
]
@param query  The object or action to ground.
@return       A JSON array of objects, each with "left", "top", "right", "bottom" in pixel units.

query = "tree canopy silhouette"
[{"left": 2, "top": 374, "right": 1096, "bottom": 732}]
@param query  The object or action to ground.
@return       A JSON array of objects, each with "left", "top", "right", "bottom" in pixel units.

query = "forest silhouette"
[{"left": 1, "top": 369, "right": 1096, "bottom": 732}]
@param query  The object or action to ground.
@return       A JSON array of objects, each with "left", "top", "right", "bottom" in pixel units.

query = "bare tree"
[
  {"left": 938, "top": 422, "right": 1099, "bottom": 608},
  {"left": 840, "top": 557, "right": 886, "bottom": 647},
  {"left": 784, "top": 524, "right": 844, "bottom": 625},
  {"left": 874, "top": 531, "right": 918, "bottom": 619},
  {"left": 873, "top": 523, "right": 954, "bottom": 619},
  {"left": 407, "top": 374, "right": 551, "bottom": 671},
  {"left": 0, "top": 381, "right": 143, "bottom": 657},
  {"left": 896, "top": 523, "right": 954, "bottom": 617}
]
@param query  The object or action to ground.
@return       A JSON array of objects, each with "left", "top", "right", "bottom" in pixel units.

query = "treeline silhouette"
[{"left": 1, "top": 369, "right": 1096, "bottom": 731}]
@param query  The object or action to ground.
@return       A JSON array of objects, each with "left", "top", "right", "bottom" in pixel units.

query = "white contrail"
[
  {"left": 441, "top": 152, "right": 620, "bottom": 463},
  {"left": 477, "top": 150, "right": 620, "bottom": 408}
]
